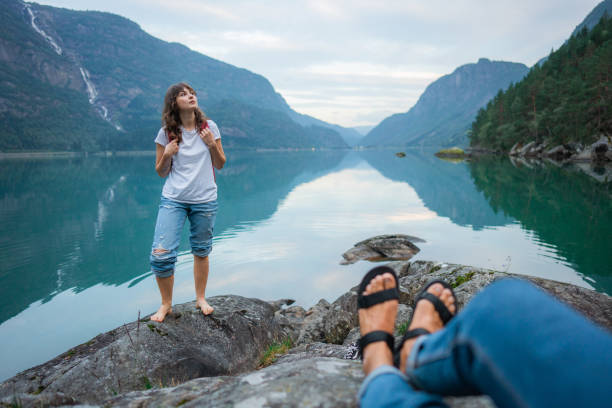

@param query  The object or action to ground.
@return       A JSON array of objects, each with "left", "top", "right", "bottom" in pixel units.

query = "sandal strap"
[
  {"left": 418, "top": 292, "right": 453, "bottom": 324},
  {"left": 357, "top": 288, "right": 399, "bottom": 309},
  {"left": 395, "top": 328, "right": 431, "bottom": 360},
  {"left": 402, "top": 328, "right": 431, "bottom": 342},
  {"left": 358, "top": 331, "right": 395, "bottom": 359},
  {"left": 357, "top": 266, "right": 400, "bottom": 309}
]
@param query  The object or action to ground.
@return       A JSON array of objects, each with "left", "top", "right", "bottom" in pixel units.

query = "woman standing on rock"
[{"left": 149, "top": 82, "right": 226, "bottom": 322}]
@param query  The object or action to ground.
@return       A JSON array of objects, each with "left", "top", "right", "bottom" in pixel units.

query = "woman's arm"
[
  {"left": 200, "top": 128, "right": 226, "bottom": 169},
  {"left": 209, "top": 139, "right": 226, "bottom": 169},
  {"left": 155, "top": 141, "right": 178, "bottom": 178}
]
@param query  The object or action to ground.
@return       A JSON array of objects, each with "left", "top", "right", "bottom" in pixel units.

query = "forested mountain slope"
[
  {"left": 470, "top": 16, "right": 611, "bottom": 151},
  {"left": 0, "top": 0, "right": 348, "bottom": 151},
  {"left": 362, "top": 59, "right": 528, "bottom": 148}
]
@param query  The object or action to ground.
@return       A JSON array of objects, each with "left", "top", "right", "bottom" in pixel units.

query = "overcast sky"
[{"left": 36, "top": 0, "right": 602, "bottom": 127}]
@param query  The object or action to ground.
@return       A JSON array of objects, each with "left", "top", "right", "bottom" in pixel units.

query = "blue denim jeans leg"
[
  {"left": 150, "top": 197, "right": 217, "bottom": 278},
  {"left": 359, "top": 278, "right": 612, "bottom": 408},
  {"left": 360, "top": 365, "right": 444, "bottom": 408}
]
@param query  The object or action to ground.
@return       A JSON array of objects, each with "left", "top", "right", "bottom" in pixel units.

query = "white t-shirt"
[{"left": 154, "top": 120, "right": 221, "bottom": 204}]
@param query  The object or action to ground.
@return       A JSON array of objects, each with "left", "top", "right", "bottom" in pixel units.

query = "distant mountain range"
[
  {"left": 362, "top": 59, "right": 529, "bottom": 147},
  {"left": 0, "top": 0, "right": 356, "bottom": 151},
  {"left": 363, "top": 0, "right": 611, "bottom": 148},
  {"left": 351, "top": 125, "right": 374, "bottom": 136}
]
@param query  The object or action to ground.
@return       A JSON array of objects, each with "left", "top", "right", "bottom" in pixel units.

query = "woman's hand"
[
  {"left": 200, "top": 128, "right": 215, "bottom": 148},
  {"left": 164, "top": 139, "right": 179, "bottom": 157}
]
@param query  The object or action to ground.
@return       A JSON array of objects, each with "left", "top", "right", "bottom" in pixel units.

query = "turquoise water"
[{"left": 0, "top": 149, "right": 610, "bottom": 380}]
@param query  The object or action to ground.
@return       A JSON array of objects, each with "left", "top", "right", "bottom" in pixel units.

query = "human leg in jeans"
[
  {"left": 360, "top": 277, "right": 612, "bottom": 407},
  {"left": 358, "top": 270, "right": 455, "bottom": 408},
  {"left": 149, "top": 197, "right": 188, "bottom": 321},
  {"left": 399, "top": 278, "right": 612, "bottom": 407},
  {"left": 189, "top": 200, "right": 217, "bottom": 315}
]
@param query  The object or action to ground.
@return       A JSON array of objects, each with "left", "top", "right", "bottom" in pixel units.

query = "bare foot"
[
  {"left": 359, "top": 272, "right": 398, "bottom": 375},
  {"left": 399, "top": 283, "right": 456, "bottom": 372},
  {"left": 196, "top": 298, "right": 214, "bottom": 316},
  {"left": 150, "top": 304, "right": 172, "bottom": 322}
]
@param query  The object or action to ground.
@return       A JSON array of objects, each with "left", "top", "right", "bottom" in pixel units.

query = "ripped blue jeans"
[{"left": 149, "top": 196, "right": 217, "bottom": 278}]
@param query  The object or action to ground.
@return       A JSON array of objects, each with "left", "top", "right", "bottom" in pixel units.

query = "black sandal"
[
  {"left": 357, "top": 266, "right": 400, "bottom": 359},
  {"left": 395, "top": 280, "right": 458, "bottom": 363}
]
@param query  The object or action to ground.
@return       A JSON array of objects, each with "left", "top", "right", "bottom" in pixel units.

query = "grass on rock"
[{"left": 258, "top": 338, "right": 293, "bottom": 368}]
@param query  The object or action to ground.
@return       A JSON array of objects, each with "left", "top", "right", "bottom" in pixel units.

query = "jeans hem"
[
  {"left": 406, "top": 334, "right": 429, "bottom": 371},
  {"left": 357, "top": 365, "right": 408, "bottom": 400},
  {"left": 192, "top": 247, "right": 212, "bottom": 258},
  {"left": 152, "top": 268, "right": 174, "bottom": 278}
]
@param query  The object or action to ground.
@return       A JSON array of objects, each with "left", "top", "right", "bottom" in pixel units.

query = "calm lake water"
[{"left": 0, "top": 149, "right": 610, "bottom": 380}]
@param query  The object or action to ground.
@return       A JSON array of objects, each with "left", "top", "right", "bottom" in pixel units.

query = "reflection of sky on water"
[
  {"left": 0, "top": 155, "right": 596, "bottom": 381},
  {"left": 191, "top": 161, "right": 588, "bottom": 306},
  {"left": 204, "top": 164, "right": 437, "bottom": 305}
]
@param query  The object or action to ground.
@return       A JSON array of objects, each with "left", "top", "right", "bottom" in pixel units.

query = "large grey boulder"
[
  {"left": 340, "top": 234, "right": 424, "bottom": 264},
  {"left": 97, "top": 344, "right": 494, "bottom": 408},
  {"left": 102, "top": 355, "right": 363, "bottom": 408},
  {"left": 0, "top": 296, "right": 285, "bottom": 405}
]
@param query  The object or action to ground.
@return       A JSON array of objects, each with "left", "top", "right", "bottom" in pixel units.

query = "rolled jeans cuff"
[
  {"left": 405, "top": 333, "right": 430, "bottom": 373},
  {"left": 151, "top": 266, "right": 174, "bottom": 278},
  {"left": 357, "top": 364, "right": 408, "bottom": 400}
]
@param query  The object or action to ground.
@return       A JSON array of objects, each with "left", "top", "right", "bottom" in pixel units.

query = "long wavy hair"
[{"left": 161, "top": 82, "right": 208, "bottom": 144}]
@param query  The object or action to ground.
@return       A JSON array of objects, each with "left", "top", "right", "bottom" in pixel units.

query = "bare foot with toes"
[
  {"left": 196, "top": 298, "right": 214, "bottom": 315},
  {"left": 359, "top": 272, "right": 399, "bottom": 375},
  {"left": 399, "top": 283, "right": 456, "bottom": 372},
  {"left": 150, "top": 304, "right": 172, "bottom": 322}
]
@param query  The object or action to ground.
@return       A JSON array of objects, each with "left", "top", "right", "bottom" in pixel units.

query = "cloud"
[
  {"left": 307, "top": 0, "right": 346, "bottom": 19},
  {"left": 221, "top": 31, "right": 294, "bottom": 50},
  {"left": 36, "top": 0, "right": 604, "bottom": 126},
  {"left": 275, "top": 61, "right": 441, "bottom": 124},
  {"left": 299, "top": 61, "right": 441, "bottom": 80},
  {"left": 134, "top": 0, "right": 240, "bottom": 21}
]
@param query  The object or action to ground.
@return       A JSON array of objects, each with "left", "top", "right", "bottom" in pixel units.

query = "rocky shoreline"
[
  {"left": 2, "top": 260, "right": 611, "bottom": 407},
  {"left": 464, "top": 135, "right": 612, "bottom": 183},
  {"left": 466, "top": 134, "right": 612, "bottom": 163},
  {"left": 508, "top": 135, "right": 612, "bottom": 163}
]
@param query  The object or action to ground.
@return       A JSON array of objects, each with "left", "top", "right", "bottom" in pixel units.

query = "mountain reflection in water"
[
  {"left": 1, "top": 149, "right": 610, "bottom": 382},
  {"left": 0, "top": 151, "right": 347, "bottom": 325},
  {"left": 468, "top": 156, "right": 612, "bottom": 293}
]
